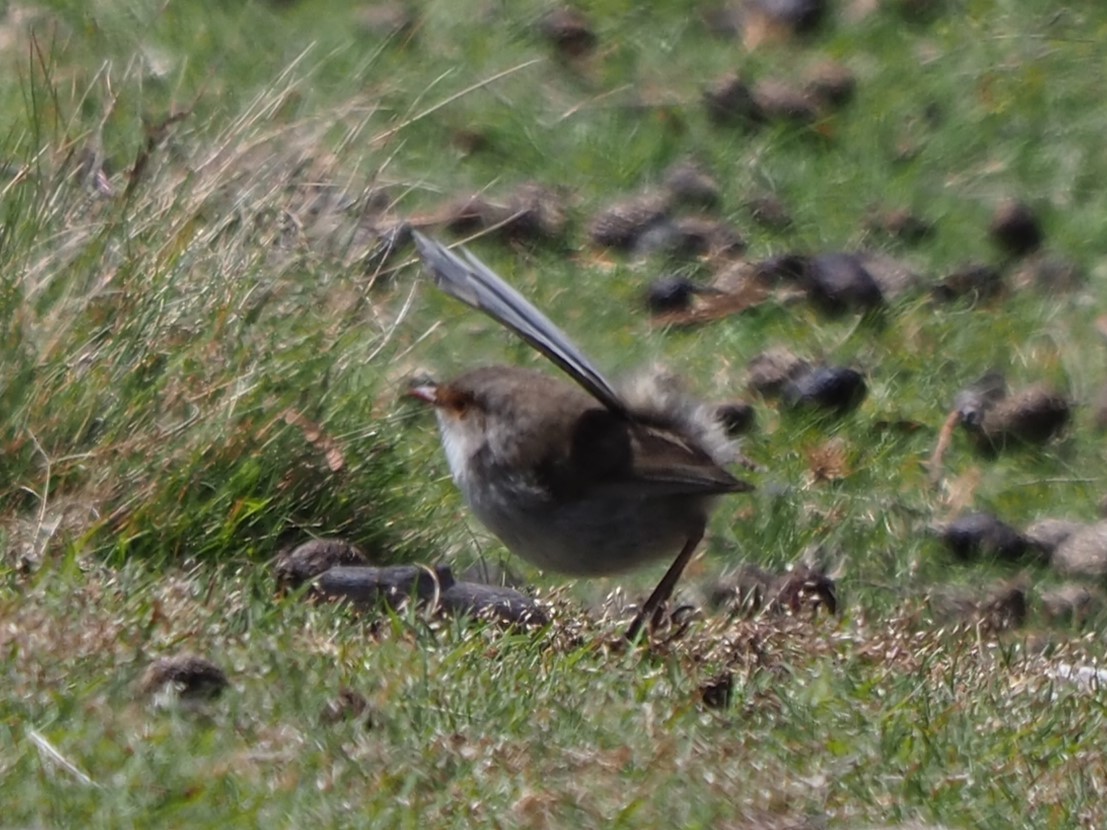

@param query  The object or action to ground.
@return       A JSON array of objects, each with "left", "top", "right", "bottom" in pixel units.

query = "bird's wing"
[
  {"left": 616, "top": 424, "right": 754, "bottom": 497},
  {"left": 563, "top": 411, "right": 754, "bottom": 498},
  {"left": 413, "top": 232, "right": 629, "bottom": 416}
]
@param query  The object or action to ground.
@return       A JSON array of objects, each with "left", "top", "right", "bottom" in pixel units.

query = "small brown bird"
[{"left": 410, "top": 233, "right": 753, "bottom": 639}]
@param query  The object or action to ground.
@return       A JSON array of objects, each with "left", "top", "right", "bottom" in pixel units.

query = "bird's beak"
[{"left": 407, "top": 384, "right": 440, "bottom": 406}]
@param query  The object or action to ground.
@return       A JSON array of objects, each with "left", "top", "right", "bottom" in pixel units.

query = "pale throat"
[{"left": 437, "top": 414, "right": 478, "bottom": 489}]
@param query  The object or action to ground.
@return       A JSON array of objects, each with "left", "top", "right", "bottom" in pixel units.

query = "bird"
[{"left": 409, "top": 232, "right": 753, "bottom": 639}]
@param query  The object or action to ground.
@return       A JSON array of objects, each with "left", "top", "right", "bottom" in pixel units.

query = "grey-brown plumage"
[{"left": 411, "top": 233, "right": 752, "bottom": 638}]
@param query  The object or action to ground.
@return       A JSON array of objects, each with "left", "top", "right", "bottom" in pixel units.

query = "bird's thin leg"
[{"left": 625, "top": 525, "right": 704, "bottom": 642}]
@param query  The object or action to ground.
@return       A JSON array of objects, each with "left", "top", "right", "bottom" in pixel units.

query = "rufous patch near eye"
[{"left": 432, "top": 385, "right": 473, "bottom": 416}]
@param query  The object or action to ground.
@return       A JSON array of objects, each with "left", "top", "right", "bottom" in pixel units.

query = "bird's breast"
[{"left": 463, "top": 472, "right": 713, "bottom": 576}]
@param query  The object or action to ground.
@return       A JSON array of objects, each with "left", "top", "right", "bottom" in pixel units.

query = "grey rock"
[
  {"left": 275, "top": 538, "right": 369, "bottom": 590},
  {"left": 747, "top": 346, "right": 811, "bottom": 396},
  {"left": 1024, "top": 518, "right": 1085, "bottom": 557},
  {"left": 312, "top": 565, "right": 547, "bottom": 626},
  {"left": 1039, "top": 582, "right": 1105, "bottom": 625},
  {"left": 1052, "top": 522, "right": 1107, "bottom": 580},
  {"left": 313, "top": 564, "right": 452, "bottom": 607}
]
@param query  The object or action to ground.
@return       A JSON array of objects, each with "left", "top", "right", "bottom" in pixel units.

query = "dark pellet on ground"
[
  {"left": 938, "top": 512, "right": 1030, "bottom": 562},
  {"left": 715, "top": 401, "right": 756, "bottom": 436},
  {"left": 804, "top": 253, "right": 884, "bottom": 313},
  {"left": 588, "top": 193, "right": 670, "bottom": 250},
  {"left": 989, "top": 199, "right": 1043, "bottom": 257},
  {"left": 662, "top": 160, "right": 721, "bottom": 210},
  {"left": 933, "top": 264, "right": 1004, "bottom": 302},
  {"left": 140, "top": 654, "right": 229, "bottom": 701},
  {"left": 703, "top": 73, "right": 762, "bottom": 127},
  {"left": 645, "top": 276, "right": 698, "bottom": 314},
  {"left": 783, "top": 366, "right": 867, "bottom": 414},
  {"left": 539, "top": 7, "right": 597, "bottom": 58}
]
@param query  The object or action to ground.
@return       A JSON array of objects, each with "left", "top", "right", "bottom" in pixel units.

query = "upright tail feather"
[{"left": 413, "top": 232, "right": 629, "bottom": 416}]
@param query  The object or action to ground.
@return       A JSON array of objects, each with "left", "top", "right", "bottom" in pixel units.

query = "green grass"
[{"left": 3, "top": 0, "right": 1107, "bottom": 826}]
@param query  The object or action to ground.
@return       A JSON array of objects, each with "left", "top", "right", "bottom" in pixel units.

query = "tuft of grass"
[{"left": 1, "top": 38, "right": 434, "bottom": 565}]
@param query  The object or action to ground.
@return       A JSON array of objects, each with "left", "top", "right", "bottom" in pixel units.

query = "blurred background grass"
[{"left": 3, "top": 1, "right": 1107, "bottom": 825}]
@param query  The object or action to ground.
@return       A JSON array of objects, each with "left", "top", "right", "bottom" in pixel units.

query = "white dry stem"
[
  {"left": 370, "top": 58, "right": 544, "bottom": 146},
  {"left": 27, "top": 728, "right": 101, "bottom": 789}
]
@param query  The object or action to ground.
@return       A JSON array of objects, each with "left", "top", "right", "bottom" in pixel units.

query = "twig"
[
  {"left": 123, "top": 105, "right": 195, "bottom": 201},
  {"left": 926, "top": 409, "right": 961, "bottom": 486}
]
